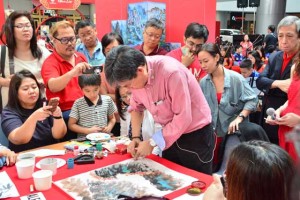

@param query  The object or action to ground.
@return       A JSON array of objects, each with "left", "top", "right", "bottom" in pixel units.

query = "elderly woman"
[{"left": 1, "top": 70, "right": 66, "bottom": 152}]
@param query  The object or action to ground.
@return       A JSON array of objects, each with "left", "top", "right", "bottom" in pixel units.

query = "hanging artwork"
[
  {"left": 111, "top": 20, "right": 128, "bottom": 45},
  {"left": 126, "top": 2, "right": 166, "bottom": 46},
  {"left": 54, "top": 158, "right": 197, "bottom": 199}
]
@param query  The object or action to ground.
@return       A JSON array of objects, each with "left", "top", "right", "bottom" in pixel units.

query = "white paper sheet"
[
  {"left": 20, "top": 149, "right": 65, "bottom": 157},
  {"left": 0, "top": 171, "right": 19, "bottom": 198}
]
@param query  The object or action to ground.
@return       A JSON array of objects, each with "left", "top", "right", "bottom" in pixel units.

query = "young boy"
[
  {"left": 68, "top": 74, "right": 116, "bottom": 138},
  {"left": 240, "top": 59, "right": 262, "bottom": 124},
  {"left": 233, "top": 45, "right": 244, "bottom": 65},
  {"left": 239, "top": 59, "right": 261, "bottom": 95}
]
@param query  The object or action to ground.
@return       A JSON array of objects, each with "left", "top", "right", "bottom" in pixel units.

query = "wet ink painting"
[
  {"left": 0, "top": 171, "right": 19, "bottom": 198},
  {"left": 54, "top": 158, "right": 196, "bottom": 199}
]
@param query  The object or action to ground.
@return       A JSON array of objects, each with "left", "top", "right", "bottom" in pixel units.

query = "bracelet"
[
  {"left": 131, "top": 136, "right": 141, "bottom": 140},
  {"left": 53, "top": 116, "right": 62, "bottom": 119}
]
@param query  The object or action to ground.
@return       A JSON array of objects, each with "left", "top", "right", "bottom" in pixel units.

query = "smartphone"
[
  {"left": 82, "top": 65, "right": 103, "bottom": 75},
  {"left": 181, "top": 47, "right": 189, "bottom": 56},
  {"left": 47, "top": 97, "right": 59, "bottom": 112}
]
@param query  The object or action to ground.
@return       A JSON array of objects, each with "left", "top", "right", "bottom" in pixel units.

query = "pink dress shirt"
[{"left": 130, "top": 56, "right": 211, "bottom": 149}]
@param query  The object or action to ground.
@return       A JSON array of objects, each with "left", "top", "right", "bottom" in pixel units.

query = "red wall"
[{"left": 95, "top": 0, "right": 216, "bottom": 45}]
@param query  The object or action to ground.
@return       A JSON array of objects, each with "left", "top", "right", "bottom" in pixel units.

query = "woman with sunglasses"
[
  {"left": 204, "top": 140, "right": 295, "bottom": 200},
  {"left": 0, "top": 11, "right": 51, "bottom": 110}
]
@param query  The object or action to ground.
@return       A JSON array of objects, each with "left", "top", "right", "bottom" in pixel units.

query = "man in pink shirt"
[
  {"left": 104, "top": 46, "right": 214, "bottom": 174},
  {"left": 167, "top": 23, "right": 209, "bottom": 81}
]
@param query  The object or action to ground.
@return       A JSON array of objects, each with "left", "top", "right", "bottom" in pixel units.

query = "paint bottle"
[{"left": 73, "top": 145, "right": 79, "bottom": 156}]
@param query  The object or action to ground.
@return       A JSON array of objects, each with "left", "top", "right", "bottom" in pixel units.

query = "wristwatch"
[
  {"left": 149, "top": 138, "right": 157, "bottom": 147},
  {"left": 238, "top": 114, "right": 246, "bottom": 120}
]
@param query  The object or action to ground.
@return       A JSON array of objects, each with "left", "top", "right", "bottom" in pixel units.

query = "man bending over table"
[{"left": 104, "top": 46, "right": 215, "bottom": 175}]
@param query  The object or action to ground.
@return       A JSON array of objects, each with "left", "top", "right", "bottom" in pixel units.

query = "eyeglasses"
[
  {"left": 185, "top": 40, "right": 203, "bottom": 50},
  {"left": 144, "top": 30, "right": 161, "bottom": 40},
  {"left": 53, "top": 36, "right": 76, "bottom": 44},
  {"left": 220, "top": 175, "right": 228, "bottom": 198},
  {"left": 13, "top": 23, "right": 32, "bottom": 29}
]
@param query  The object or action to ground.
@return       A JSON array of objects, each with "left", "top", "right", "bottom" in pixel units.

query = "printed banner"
[{"left": 39, "top": 0, "right": 81, "bottom": 10}]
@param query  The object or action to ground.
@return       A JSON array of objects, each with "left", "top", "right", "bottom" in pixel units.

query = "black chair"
[{"left": 215, "top": 121, "right": 269, "bottom": 174}]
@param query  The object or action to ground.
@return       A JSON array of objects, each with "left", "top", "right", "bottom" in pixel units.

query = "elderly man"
[
  {"left": 41, "top": 21, "right": 90, "bottom": 141},
  {"left": 257, "top": 16, "right": 300, "bottom": 145},
  {"left": 134, "top": 18, "right": 167, "bottom": 56},
  {"left": 167, "top": 22, "right": 209, "bottom": 81},
  {"left": 75, "top": 20, "right": 105, "bottom": 66},
  {"left": 105, "top": 46, "right": 214, "bottom": 175}
]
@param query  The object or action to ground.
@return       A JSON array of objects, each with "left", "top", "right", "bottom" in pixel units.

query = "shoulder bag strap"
[
  {"left": 8, "top": 57, "right": 14, "bottom": 75},
  {"left": 1, "top": 45, "right": 6, "bottom": 78},
  {"left": 0, "top": 45, "right": 6, "bottom": 113}
]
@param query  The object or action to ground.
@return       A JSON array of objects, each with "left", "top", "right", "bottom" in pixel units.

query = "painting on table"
[
  {"left": 0, "top": 171, "right": 19, "bottom": 198},
  {"left": 54, "top": 158, "right": 197, "bottom": 199}
]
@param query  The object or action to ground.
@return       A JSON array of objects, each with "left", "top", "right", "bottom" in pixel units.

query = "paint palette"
[{"left": 86, "top": 133, "right": 111, "bottom": 141}]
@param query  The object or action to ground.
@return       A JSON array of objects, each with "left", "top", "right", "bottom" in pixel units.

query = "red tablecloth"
[{"left": 2, "top": 153, "right": 213, "bottom": 199}]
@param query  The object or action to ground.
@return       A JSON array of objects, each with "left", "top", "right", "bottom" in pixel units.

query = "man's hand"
[
  {"left": 70, "top": 62, "right": 91, "bottom": 77},
  {"left": 273, "top": 79, "right": 291, "bottom": 93},
  {"left": 133, "top": 140, "right": 153, "bottom": 160},
  {"left": 181, "top": 48, "right": 194, "bottom": 67},
  {"left": 127, "top": 139, "right": 141, "bottom": 158}
]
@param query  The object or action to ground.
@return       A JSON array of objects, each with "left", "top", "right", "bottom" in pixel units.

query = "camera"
[{"left": 83, "top": 65, "right": 103, "bottom": 75}]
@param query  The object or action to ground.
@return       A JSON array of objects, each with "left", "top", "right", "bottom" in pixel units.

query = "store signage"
[
  {"left": 231, "top": 16, "right": 245, "bottom": 21},
  {"left": 39, "top": 0, "right": 81, "bottom": 10}
]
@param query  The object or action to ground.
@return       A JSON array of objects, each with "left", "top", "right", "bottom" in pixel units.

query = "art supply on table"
[
  {"left": 96, "top": 143, "right": 102, "bottom": 151},
  {"left": 73, "top": 145, "right": 79, "bottom": 156},
  {"left": 74, "top": 153, "right": 95, "bottom": 164},
  {"left": 30, "top": 184, "right": 34, "bottom": 192},
  {"left": 67, "top": 158, "right": 74, "bottom": 169},
  {"left": 64, "top": 141, "right": 91, "bottom": 152},
  {"left": 20, "top": 192, "right": 46, "bottom": 200}
]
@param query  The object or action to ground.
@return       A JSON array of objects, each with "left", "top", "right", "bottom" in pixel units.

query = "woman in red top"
[
  {"left": 220, "top": 45, "right": 233, "bottom": 70},
  {"left": 240, "top": 34, "right": 253, "bottom": 57},
  {"left": 266, "top": 58, "right": 300, "bottom": 161}
]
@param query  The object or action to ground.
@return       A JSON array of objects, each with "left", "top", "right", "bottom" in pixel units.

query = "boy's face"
[
  {"left": 240, "top": 68, "right": 253, "bottom": 78},
  {"left": 82, "top": 85, "right": 100, "bottom": 102},
  {"left": 237, "top": 47, "right": 242, "bottom": 53}
]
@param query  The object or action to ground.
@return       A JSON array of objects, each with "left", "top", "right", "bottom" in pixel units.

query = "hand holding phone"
[
  {"left": 47, "top": 97, "right": 60, "bottom": 112},
  {"left": 82, "top": 65, "right": 103, "bottom": 75}
]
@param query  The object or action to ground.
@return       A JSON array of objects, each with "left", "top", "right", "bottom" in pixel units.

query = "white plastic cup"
[
  {"left": 16, "top": 159, "right": 35, "bottom": 179},
  {"left": 17, "top": 153, "right": 35, "bottom": 162},
  {"left": 32, "top": 170, "right": 53, "bottom": 191},
  {"left": 39, "top": 158, "right": 58, "bottom": 175}
]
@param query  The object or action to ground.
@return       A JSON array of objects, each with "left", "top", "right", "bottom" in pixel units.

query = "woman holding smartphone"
[{"left": 1, "top": 70, "right": 66, "bottom": 152}]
